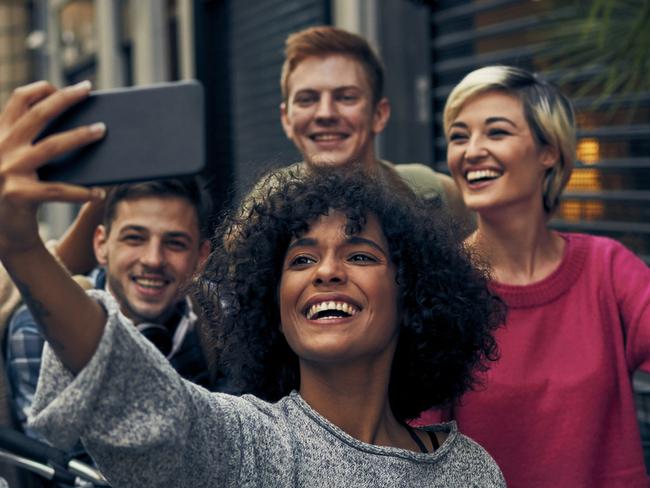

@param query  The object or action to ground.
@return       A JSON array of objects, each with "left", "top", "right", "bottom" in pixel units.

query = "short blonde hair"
[{"left": 443, "top": 66, "right": 576, "bottom": 214}]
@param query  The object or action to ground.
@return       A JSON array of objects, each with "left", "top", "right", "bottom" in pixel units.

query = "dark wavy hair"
[{"left": 194, "top": 167, "right": 504, "bottom": 422}]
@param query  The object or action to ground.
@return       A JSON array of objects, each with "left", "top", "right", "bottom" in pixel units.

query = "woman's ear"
[{"left": 539, "top": 144, "right": 560, "bottom": 170}]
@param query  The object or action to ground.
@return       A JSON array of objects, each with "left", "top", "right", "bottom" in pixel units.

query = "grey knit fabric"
[{"left": 31, "top": 291, "right": 505, "bottom": 487}]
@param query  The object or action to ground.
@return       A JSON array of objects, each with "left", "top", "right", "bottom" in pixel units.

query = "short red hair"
[{"left": 280, "top": 25, "right": 385, "bottom": 105}]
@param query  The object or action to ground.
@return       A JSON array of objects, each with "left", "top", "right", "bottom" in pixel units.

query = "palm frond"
[{"left": 540, "top": 0, "right": 650, "bottom": 111}]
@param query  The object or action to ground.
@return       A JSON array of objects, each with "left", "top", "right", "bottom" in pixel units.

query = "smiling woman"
[
  {"left": 199, "top": 168, "right": 504, "bottom": 423},
  {"left": 429, "top": 65, "right": 650, "bottom": 488},
  {"left": 24, "top": 166, "right": 506, "bottom": 486},
  {"left": 279, "top": 211, "right": 401, "bottom": 370}
]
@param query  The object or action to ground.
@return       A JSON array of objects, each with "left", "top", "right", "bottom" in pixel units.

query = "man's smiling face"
[
  {"left": 280, "top": 55, "right": 390, "bottom": 169},
  {"left": 94, "top": 196, "right": 209, "bottom": 324}
]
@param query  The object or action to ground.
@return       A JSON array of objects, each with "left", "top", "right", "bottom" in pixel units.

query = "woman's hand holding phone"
[{"left": 0, "top": 80, "right": 106, "bottom": 258}]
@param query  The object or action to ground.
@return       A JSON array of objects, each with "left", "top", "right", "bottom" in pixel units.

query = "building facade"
[{"left": 1, "top": 0, "right": 647, "bottom": 260}]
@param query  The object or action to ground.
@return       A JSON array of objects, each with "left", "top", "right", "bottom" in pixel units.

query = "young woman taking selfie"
[{"left": 0, "top": 82, "right": 506, "bottom": 487}]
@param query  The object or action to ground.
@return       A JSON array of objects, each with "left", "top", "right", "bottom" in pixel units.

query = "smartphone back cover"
[{"left": 37, "top": 80, "right": 205, "bottom": 186}]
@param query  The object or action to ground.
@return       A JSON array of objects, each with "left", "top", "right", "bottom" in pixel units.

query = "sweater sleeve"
[
  {"left": 29, "top": 290, "right": 245, "bottom": 488},
  {"left": 611, "top": 242, "right": 650, "bottom": 372}
]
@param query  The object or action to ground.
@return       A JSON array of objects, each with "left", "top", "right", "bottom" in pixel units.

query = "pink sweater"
[{"left": 418, "top": 233, "right": 650, "bottom": 487}]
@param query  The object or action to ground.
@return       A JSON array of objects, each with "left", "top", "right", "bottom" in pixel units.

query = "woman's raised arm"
[{"left": 0, "top": 81, "right": 107, "bottom": 373}]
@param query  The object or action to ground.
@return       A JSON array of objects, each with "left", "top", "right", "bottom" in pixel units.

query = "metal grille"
[
  {"left": 228, "top": 0, "right": 330, "bottom": 197},
  {"left": 430, "top": 0, "right": 650, "bottom": 262}
]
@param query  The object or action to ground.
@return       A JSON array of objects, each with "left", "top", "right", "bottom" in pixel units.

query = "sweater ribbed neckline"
[
  {"left": 489, "top": 233, "right": 588, "bottom": 309},
  {"left": 288, "top": 391, "right": 457, "bottom": 459}
]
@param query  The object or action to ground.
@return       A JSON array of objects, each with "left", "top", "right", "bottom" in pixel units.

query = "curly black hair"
[{"left": 194, "top": 167, "right": 505, "bottom": 422}]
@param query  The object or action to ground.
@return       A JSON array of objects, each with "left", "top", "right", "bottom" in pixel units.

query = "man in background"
[
  {"left": 6, "top": 178, "right": 212, "bottom": 440},
  {"left": 275, "top": 25, "right": 471, "bottom": 228}
]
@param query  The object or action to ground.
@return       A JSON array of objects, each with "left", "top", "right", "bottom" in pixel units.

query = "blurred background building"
[{"left": 0, "top": 0, "right": 648, "bottom": 264}]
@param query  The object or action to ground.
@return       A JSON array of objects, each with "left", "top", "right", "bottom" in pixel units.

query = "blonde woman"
[{"left": 420, "top": 66, "right": 650, "bottom": 487}]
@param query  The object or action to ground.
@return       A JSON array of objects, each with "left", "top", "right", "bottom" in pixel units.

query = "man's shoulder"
[
  {"left": 253, "top": 163, "right": 304, "bottom": 188},
  {"left": 244, "top": 162, "right": 305, "bottom": 203},
  {"left": 389, "top": 161, "right": 451, "bottom": 181},
  {"left": 8, "top": 304, "right": 40, "bottom": 334},
  {"left": 6, "top": 304, "right": 45, "bottom": 362},
  {"left": 382, "top": 160, "right": 451, "bottom": 201}
]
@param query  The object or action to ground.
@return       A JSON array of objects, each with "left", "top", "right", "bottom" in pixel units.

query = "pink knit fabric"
[{"left": 418, "top": 233, "right": 650, "bottom": 487}]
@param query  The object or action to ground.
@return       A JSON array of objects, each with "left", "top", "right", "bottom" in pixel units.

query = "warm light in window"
[
  {"left": 577, "top": 138, "right": 600, "bottom": 165},
  {"left": 583, "top": 201, "right": 604, "bottom": 219},
  {"left": 566, "top": 168, "right": 601, "bottom": 190},
  {"left": 559, "top": 200, "right": 604, "bottom": 221},
  {"left": 559, "top": 168, "right": 604, "bottom": 220},
  {"left": 560, "top": 201, "right": 582, "bottom": 221}
]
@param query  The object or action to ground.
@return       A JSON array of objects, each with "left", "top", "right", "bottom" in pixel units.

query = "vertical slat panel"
[{"left": 229, "top": 0, "right": 330, "bottom": 197}]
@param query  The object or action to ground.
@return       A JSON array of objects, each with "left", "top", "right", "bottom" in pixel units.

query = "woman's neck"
[
  {"left": 471, "top": 207, "right": 565, "bottom": 285},
  {"left": 298, "top": 361, "right": 418, "bottom": 450}
]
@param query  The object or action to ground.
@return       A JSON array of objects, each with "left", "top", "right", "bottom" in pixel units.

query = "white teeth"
[
  {"left": 306, "top": 301, "right": 359, "bottom": 320},
  {"left": 135, "top": 277, "right": 166, "bottom": 288},
  {"left": 466, "top": 169, "right": 502, "bottom": 182},
  {"left": 313, "top": 134, "right": 343, "bottom": 141}
]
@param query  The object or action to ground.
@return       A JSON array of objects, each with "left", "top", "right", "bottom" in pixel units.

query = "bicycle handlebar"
[
  {"left": 0, "top": 426, "right": 66, "bottom": 466},
  {"left": 0, "top": 426, "right": 110, "bottom": 486}
]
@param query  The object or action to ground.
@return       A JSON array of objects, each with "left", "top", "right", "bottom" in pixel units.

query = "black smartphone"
[{"left": 37, "top": 80, "right": 205, "bottom": 186}]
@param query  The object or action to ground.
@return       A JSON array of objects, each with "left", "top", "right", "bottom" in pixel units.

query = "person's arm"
[
  {"left": 0, "top": 82, "right": 249, "bottom": 487},
  {"left": 0, "top": 81, "right": 107, "bottom": 373},
  {"left": 613, "top": 242, "right": 650, "bottom": 371},
  {"left": 30, "top": 291, "right": 241, "bottom": 487},
  {"left": 53, "top": 199, "right": 105, "bottom": 275},
  {"left": 0, "top": 203, "right": 102, "bottom": 334}
]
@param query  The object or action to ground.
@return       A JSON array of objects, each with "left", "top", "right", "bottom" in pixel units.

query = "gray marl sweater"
[{"left": 31, "top": 291, "right": 505, "bottom": 487}]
